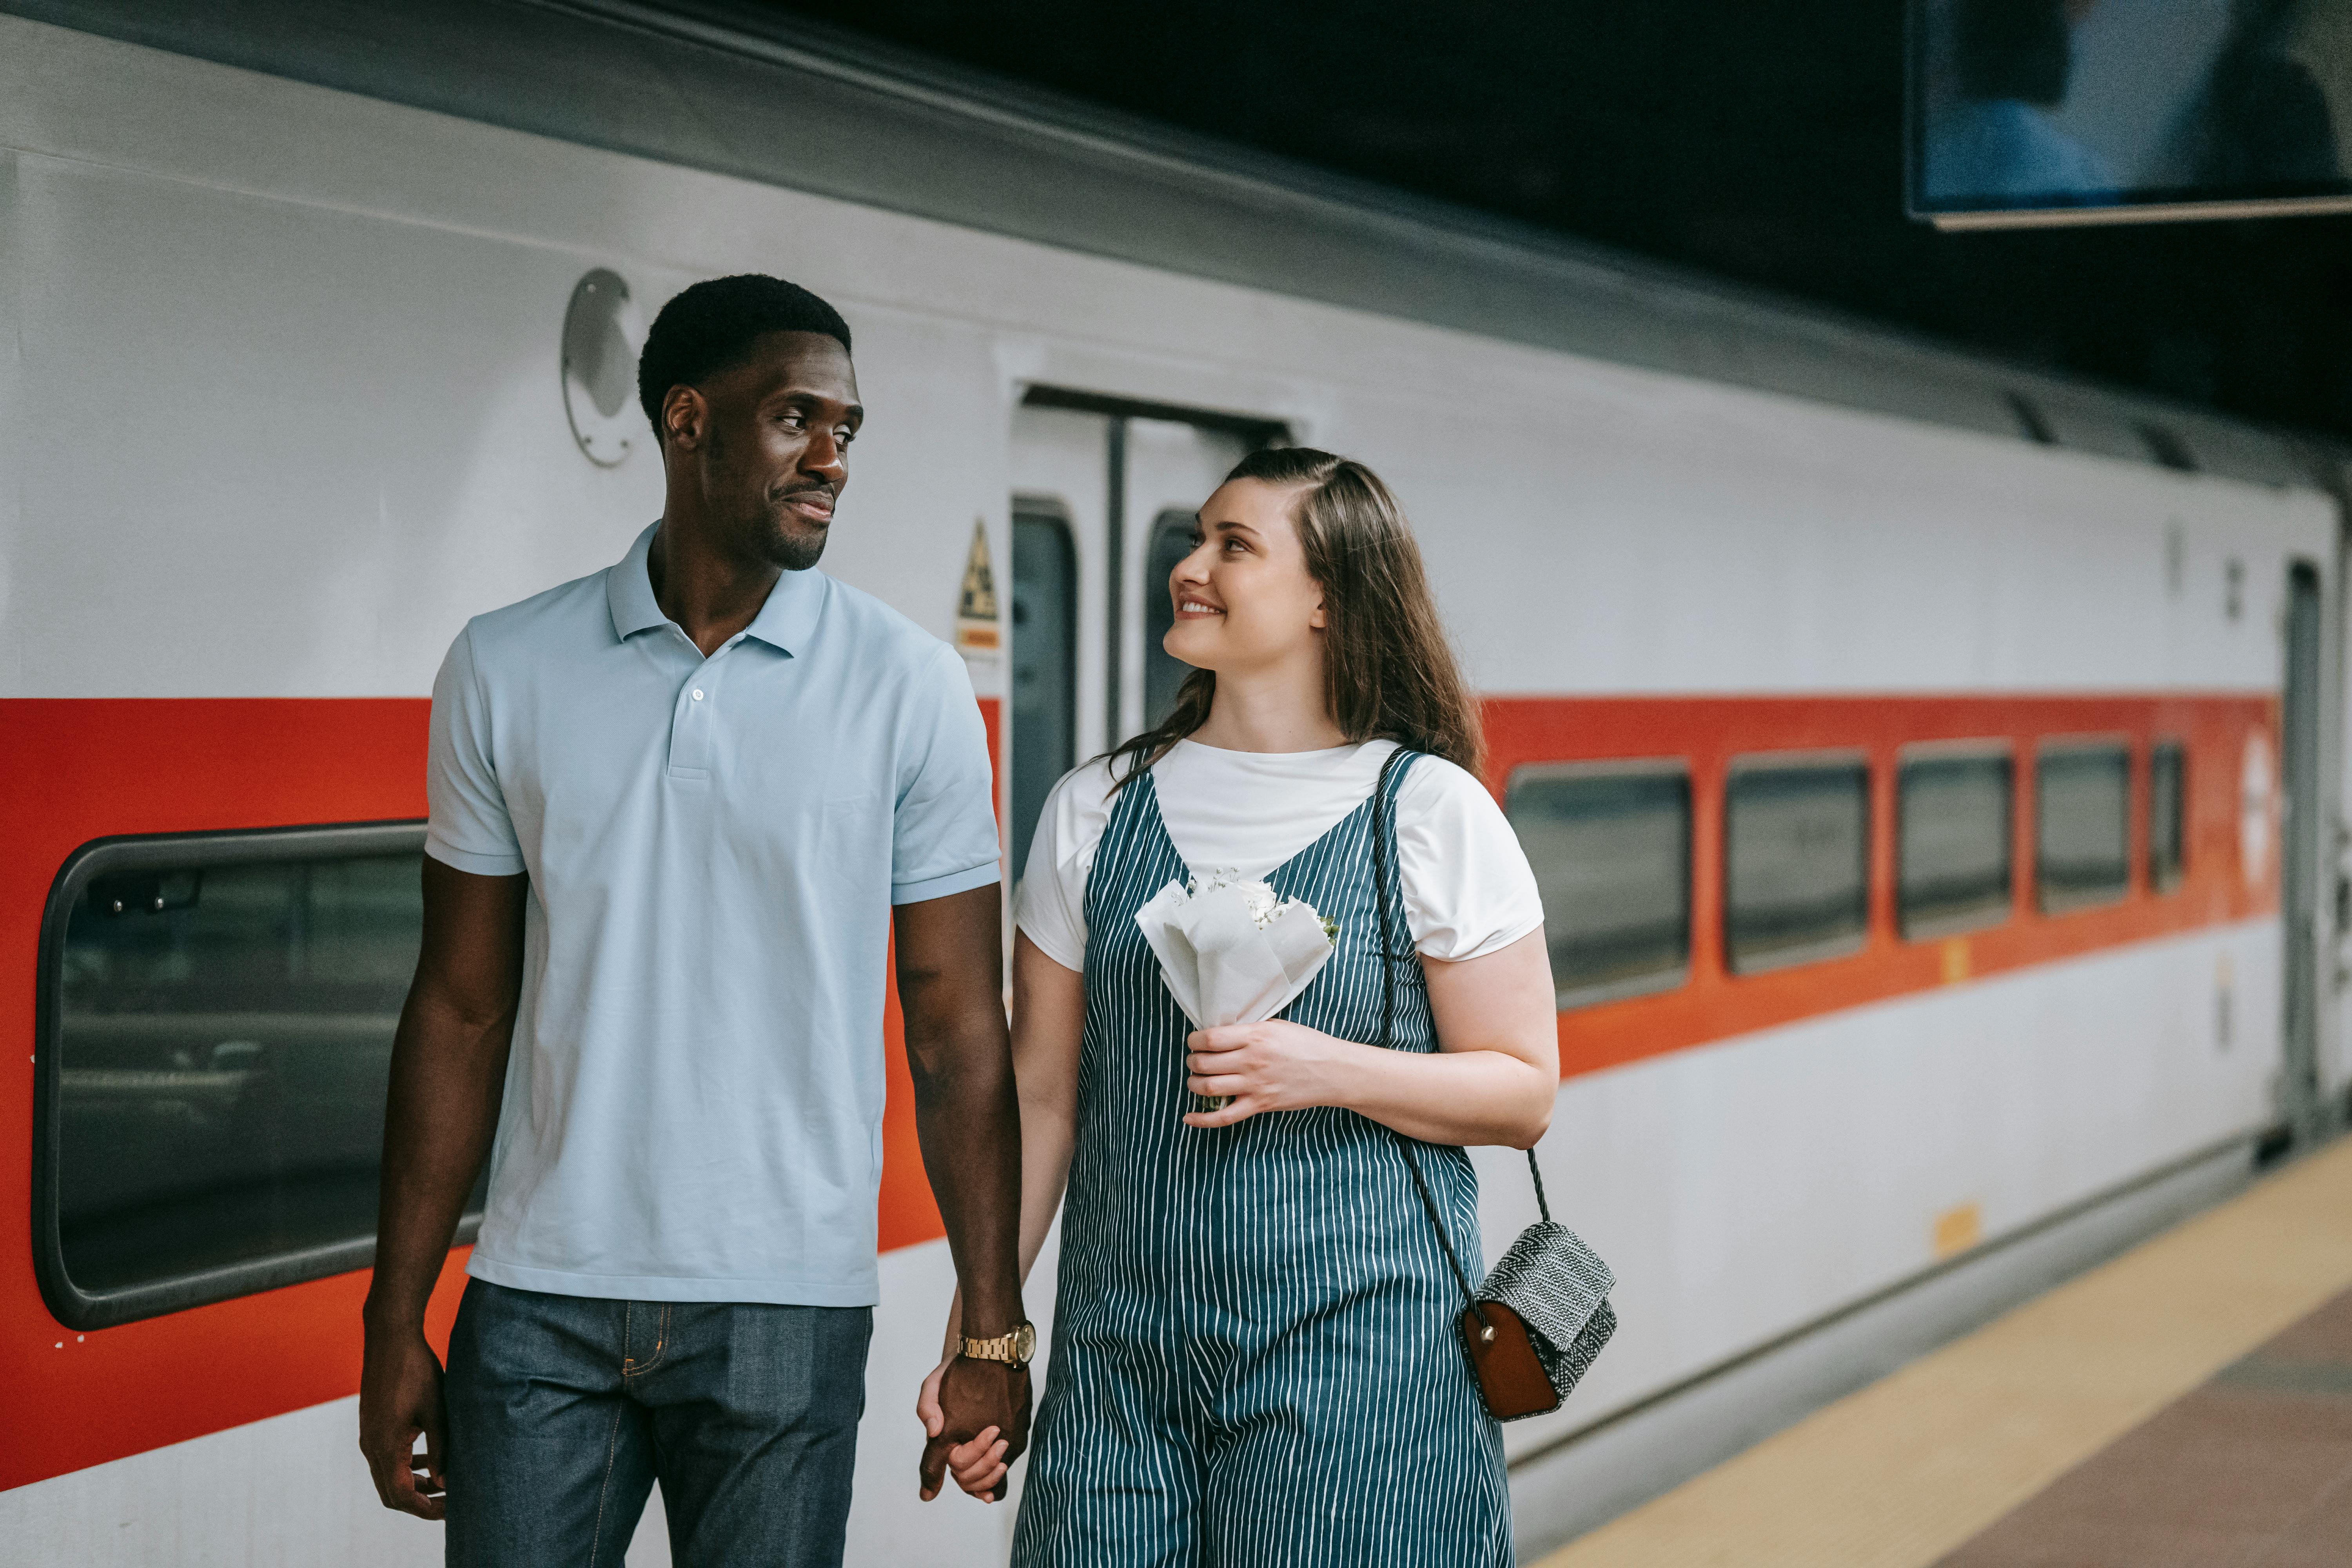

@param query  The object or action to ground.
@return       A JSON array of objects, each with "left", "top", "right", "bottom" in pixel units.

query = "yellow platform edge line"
[{"left": 1536, "top": 1138, "right": 2352, "bottom": 1568}]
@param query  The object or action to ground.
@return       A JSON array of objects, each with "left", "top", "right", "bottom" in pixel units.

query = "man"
[{"left": 358, "top": 274, "right": 1029, "bottom": 1564}]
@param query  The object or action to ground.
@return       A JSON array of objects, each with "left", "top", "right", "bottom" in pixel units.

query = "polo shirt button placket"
[{"left": 668, "top": 659, "right": 718, "bottom": 781}]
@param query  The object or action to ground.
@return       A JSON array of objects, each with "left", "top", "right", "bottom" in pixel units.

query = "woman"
[{"left": 923, "top": 448, "right": 1559, "bottom": 1565}]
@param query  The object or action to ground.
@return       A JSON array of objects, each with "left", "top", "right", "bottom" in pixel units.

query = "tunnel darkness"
[{"left": 754, "top": 0, "right": 2352, "bottom": 445}]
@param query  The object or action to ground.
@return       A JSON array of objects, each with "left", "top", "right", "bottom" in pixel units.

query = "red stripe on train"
[
  {"left": 0, "top": 696, "right": 991, "bottom": 1492},
  {"left": 0, "top": 691, "right": 2275, "bottom": 1489},
  {"left": 1483, "top": 693, "right": 2278, "bottom": 1080},
  {"left": 1, "top": 700, "right": 449, "bottom": 1492}
]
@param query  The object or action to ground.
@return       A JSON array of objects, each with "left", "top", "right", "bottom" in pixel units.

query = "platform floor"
[{"left": 1536, "top": 1136, "right": 2352, "bottom": 1568}]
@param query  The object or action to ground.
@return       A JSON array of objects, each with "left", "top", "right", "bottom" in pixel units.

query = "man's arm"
[
  {"left": 896, "top": 882, "right": 1028, "bottom": 1501},
  {"left": 358, "top": 858, "right": 526, "bottom": 1521}
]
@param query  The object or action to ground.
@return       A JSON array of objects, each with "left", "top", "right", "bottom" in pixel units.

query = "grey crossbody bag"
[{"left": 1371, "top": 748, "right": 1618, "bottom": 1421}]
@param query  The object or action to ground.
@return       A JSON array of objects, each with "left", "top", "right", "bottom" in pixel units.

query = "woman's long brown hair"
[{"left": 1104, "top": 446, "right": 1484, "bottom": 786}]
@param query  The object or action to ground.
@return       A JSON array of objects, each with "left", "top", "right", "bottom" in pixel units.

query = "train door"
[
  {"left": 1011, "top": 504, "right": 1079, "bottom": 881},
  {"left": 1005, "top": 396, "right": 1277, "bottom": 879},
  {"left": 2283, "top": 561, "right": 2326, "bottom": 1140}
]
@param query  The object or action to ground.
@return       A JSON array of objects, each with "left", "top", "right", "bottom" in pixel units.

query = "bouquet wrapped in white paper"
[{"left": 1133, "top": 869, "right": 1340, "bottom": 1113}]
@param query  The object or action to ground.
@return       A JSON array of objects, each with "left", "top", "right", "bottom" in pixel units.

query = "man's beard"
[
  {"left": 760, "top": 519, "right": 828, "bottom": 572},
  {"left": 749, "top": 494, "right": 829, "bottom": 571},
  {"left": 711, "top": 428, "right": 829, "bottom": 570}
]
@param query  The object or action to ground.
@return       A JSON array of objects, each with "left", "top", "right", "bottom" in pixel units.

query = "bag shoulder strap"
[{"left": 1368, "top": 747, "right": 1549, "bottom": 1324}]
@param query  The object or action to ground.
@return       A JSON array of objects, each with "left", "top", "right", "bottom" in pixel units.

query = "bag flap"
[{"left": 1478, "top": 1221, "right": 1613, "bottom": 1356}]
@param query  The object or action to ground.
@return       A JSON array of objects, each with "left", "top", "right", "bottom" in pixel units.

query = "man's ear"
[{"left": 662, "top": 384, "right": 708, "bottom": 451}]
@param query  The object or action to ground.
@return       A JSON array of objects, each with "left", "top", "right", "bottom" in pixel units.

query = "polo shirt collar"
[
  {"left": 605, "top": 521, "right": 827, "bottom": 655},
  {"left": 607, "top": 523, "right": 669, "bottom": 641},
  {"left": 742, "top": 561, "right": 826, "bottom": 655}
]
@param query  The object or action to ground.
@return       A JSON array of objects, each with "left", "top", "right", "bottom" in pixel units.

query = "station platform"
[{"left": 1536, "top": 1135, "right": 2352, "bottom": 1567}]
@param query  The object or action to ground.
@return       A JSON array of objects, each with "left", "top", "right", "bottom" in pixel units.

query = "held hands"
[
  {"left": 1183, "top": 1019, "right": 1355, "bottom": 1128},
  {"left": 917, "top": 1353, "right": 1031, "bottom": 1503}
]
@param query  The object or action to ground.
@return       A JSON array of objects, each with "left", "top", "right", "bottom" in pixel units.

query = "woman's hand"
[
  {"left": 916, "top": 1354, "right": 1017, "bottom": 1502},
  {"left": 946, "top": 1425, "right": 1012, "bottom": 1501},
  {"left": 1179, "top": 931, "right": 1560, "bottom": 1145},
  {"left": 1183, "top": 1019, "right": 1361, "bottom": 1127}
]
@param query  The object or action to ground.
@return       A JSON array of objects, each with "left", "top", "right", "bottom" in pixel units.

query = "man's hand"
[
  {"left": 359, "top": 859, "right": 521, "bottom": 1521},
  {"left": 918, "top": 1356, "right": 1031, "bottom": 1503},
  {"left": 895, "top": 885, "right": 1029, "bottom": 1499},
  {"left": 359, "top": 1326, "right": 449, "bottom": 1520}
]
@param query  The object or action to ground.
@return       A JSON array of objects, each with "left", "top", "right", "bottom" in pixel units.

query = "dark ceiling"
[{"left": 760, "top": 0, "right": 2352, "bottom": 443}]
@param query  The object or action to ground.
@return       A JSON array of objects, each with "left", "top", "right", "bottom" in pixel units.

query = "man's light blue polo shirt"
[{"left": 425, "top": 521, "right": 1001, "bottom": 1306}]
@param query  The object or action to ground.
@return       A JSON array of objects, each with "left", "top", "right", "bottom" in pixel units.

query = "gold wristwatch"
[{"left": 958, "top": 1320, "right": 1037, "bottom": 1368}]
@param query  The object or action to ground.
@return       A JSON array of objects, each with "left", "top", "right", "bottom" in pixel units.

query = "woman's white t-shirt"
[{"left": 1014, "top": 738, "right": 1545, "bottom": 971}]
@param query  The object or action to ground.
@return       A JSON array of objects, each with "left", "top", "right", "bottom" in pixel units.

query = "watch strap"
[{"left": 958, "top": 1320, "right": 1035, "bottom": 1367}]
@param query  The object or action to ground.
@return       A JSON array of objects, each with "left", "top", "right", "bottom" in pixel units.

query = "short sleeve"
[
  {"left": 425, "top": 625, "right": 526, "bottom": 877},
  {"left": 1394, "top": 757, "right": 1544, "bottom": 961},
  {"left": 889, "top": 645, "right": 1005, "bottom": 905},
  {"left": 1012, "top": 761, "right": 1116, "bottom": 973}
]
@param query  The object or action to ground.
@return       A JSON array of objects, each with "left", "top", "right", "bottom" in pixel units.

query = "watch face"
[{"left": 1014, "top": 1322, "right": 1037, "bottom": 1362}]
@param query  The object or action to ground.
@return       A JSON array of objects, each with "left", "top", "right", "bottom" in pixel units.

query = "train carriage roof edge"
[{"left": 0, "top": 0, "right": 2343, "bottom": 498}]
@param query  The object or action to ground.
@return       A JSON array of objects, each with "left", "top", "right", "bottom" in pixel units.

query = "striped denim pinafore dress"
[{"left": 1013, "top": 755, "right": 1511, "bottom": 1568}]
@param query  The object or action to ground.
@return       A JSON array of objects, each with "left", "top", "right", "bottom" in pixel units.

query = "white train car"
[{"left": 2, "top": 2, "right": 2345, "bottom": 1562}]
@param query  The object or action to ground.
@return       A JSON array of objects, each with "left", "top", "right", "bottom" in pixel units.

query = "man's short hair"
[{"left": 637, "top": 274, "right": 854, "bottom": 437}]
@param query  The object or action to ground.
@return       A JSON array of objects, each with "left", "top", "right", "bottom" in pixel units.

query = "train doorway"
[
  {"left": 1005, "top": 391, "right": 1286, "bottom": 881},
  {"left": 2283, "top": 560, "right": 2325, "bottom": 1143},
  {"left": 1010, "top": 505, "right": 1077, "bottom": 880}
]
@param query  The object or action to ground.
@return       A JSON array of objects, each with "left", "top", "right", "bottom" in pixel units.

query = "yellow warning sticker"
[
  {"left": 955, "top": 519, "right": 1000, "bottom": 654},
  {"left": 1933, "top": 1201, "right": 1983, "bottom": 1259}
]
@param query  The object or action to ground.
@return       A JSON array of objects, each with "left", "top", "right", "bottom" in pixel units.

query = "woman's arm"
[
  {"left": 1005, "top": 933, "right": 1085, "bottom": 1293},
  {"left": 1183, "top": 926, "right": 1558, "bottom": 1148},
  {"left": 918, "top": 931, "right": 1085, "bottom": 1501}
]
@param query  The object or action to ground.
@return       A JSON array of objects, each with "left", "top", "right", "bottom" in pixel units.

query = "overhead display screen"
[{"left": 1910, "top": 0, "right": 2352, "bottom": 228}]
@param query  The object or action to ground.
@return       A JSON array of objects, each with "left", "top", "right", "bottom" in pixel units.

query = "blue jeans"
[{"left": 443, "top": 1279, "right": 873, "bottom": 1567}]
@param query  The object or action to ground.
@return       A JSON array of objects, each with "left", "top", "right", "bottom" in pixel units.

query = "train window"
[
  {"left": 1898, "top": 746, "right": 2013, "bottom": 938},
  {"left": 34, "top": 823, "right": 475, "bottom": 1330},
  {"left": 1506, "top": 761, "right": 1691, "bottom": 1007},
  {"left": 1141, "top": 509, "right": 1200, "bottom": 727},
  {"left": 1724, "top": 753, "right": 1869, "bottom": 973},
  {"left": 1011, "top": 506, "right": 1078, "bottom": 880},
  {"left": 2038, "top": 741, "right": 2131, "bottom": 914},
  {"left": 2149, "top": 740, "right": 2187, "bottom": 893}
]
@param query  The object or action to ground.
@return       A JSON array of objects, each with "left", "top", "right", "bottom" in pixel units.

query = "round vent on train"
[{"left": 561, "top": 268, "right": 646, "bottom": 467}]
